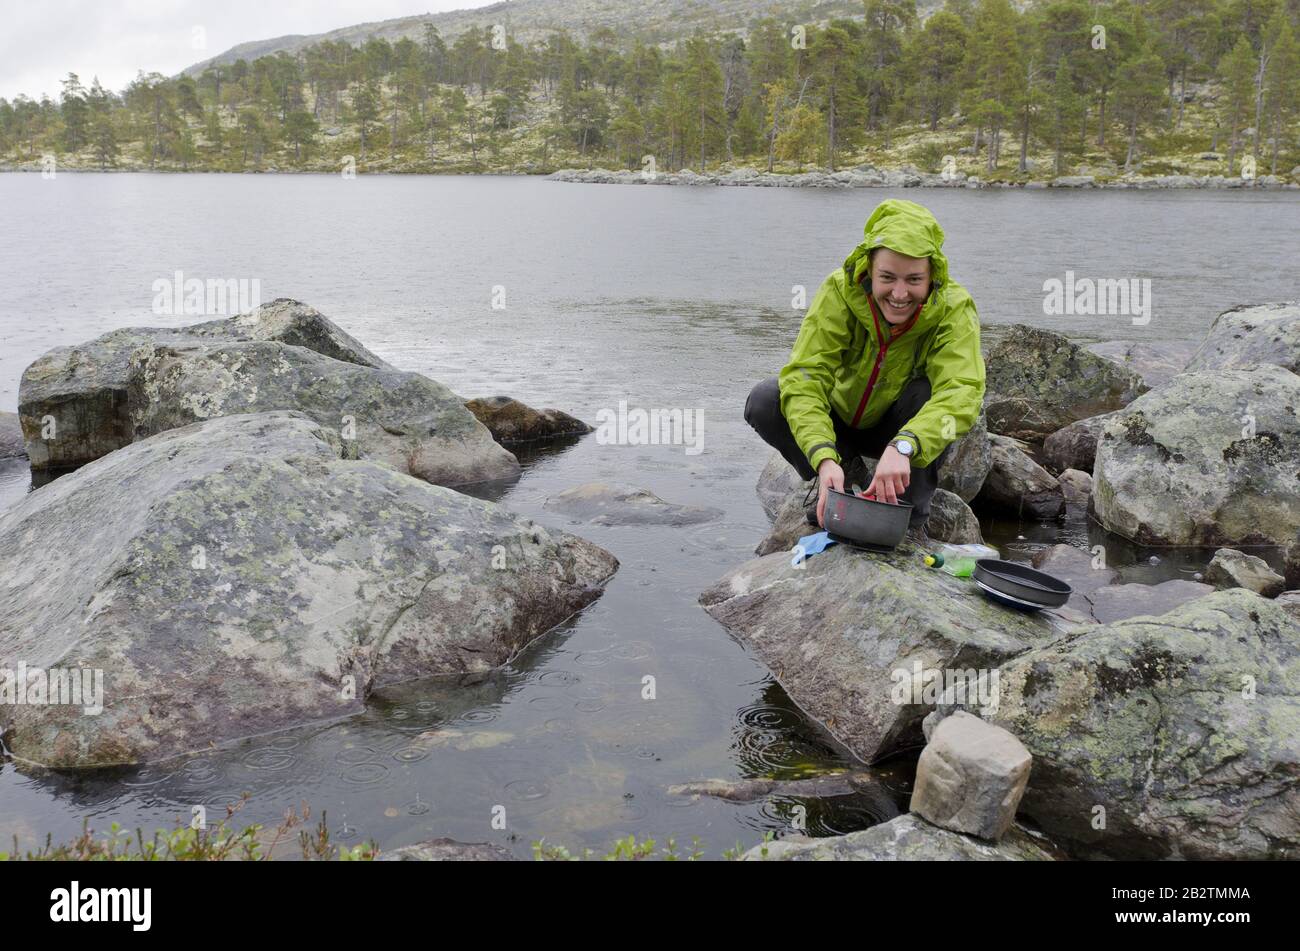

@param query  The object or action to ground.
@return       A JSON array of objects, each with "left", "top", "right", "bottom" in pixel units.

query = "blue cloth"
[{"left": 792, "top": 530, "right": 837, "bottom": 566}]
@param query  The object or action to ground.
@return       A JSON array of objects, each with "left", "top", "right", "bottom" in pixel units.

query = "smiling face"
[{"left": 869, "top": 248, "right": 932, "bottom": 324}]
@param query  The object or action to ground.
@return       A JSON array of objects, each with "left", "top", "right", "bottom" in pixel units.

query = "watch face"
[{"left": 896, "top": 440, "right": 913, "bottom": 456}]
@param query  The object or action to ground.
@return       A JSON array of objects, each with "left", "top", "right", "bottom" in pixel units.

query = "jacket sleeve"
[
  {"left": 901, "top": 294, "right": 985, "bottom": 468},
  {"left": 778, "top": 273, "right": 853, "bottom": 471}
]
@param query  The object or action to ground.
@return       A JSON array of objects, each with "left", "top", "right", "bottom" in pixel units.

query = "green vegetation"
[{"left": 2, "top": 0, "right": 1297, "bottom": 181}]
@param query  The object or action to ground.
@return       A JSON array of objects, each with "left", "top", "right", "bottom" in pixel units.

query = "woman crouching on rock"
[{"left": 744, "top": 198, "right": 986, "bottom": 544}]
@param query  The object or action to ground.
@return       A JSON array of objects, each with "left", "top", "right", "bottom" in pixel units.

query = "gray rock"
[
  {"left": 379, "top": 839, "right": 515, "bottom": 861},
  {"left": 464, "top": 396, "right": 592, "bottom": 444},
  {"left": 973, "top": 435, "right": 1065, "bottom": 520},
  {"left": 0, "top": 412, "right": 617, "bottom": 767},
  {"left": 0, "top": 411, "right": 25, "bottom": 460},
  {"left": 1050, "top": 176, "right": 1096, "bottom": 188},
  {"left": 698, "top": 541, "right": 1079, "bottom": 763},
  {"left": 927, "top": 488, "right": 984, "bottom": 544},
  {"left": 937, "top": 408, "right": 993, "bottom": 502},
  {"left": 756, "top": 449, "right": 809, "bottom": 522},
  {"left": 910, "top": 711, "right": 1032, "bottom": 841},
  {"left": 1088, "top": 579, "right": 1215, "bottom": 624},
  {"left": 1092, "top": 365, "right": 1300, "bottom": 546},
  {"left": 986, "top": 589, "right": 1300, "bottom": 859},
  {"left": 740, "top": 813, "right": 1056, "bottom": 861},
  {"left": 126, "top": 340, "right": 519, "bottom": 487},
  {"left": 1057, "top": 468, "right": 1092, "bottom": 504},
  {"left": 1185, "top": 301, "right": 1300, "bottom": 375},
  {"left": 1042, "top": 413, "right": 1113, "bottom": 473},
  {"left": 1278, "top": 591, "right": 1300, "bottom": 621},
  {"left": 1031, "top": 544, "right": 1117, "bottom": 618},
  {"left": 544, "top": 482, "right": 720, "bottom": 526},
  {"left": 984, "top": 326, "right": 1147, "bottom": 441},
  {"left": 667, "top": 770, "right": 887, "bottom": 804},
  {"left": 1085, "top": 340, "right": 1198, "bottom": 389},
  {"left": 1204, "top": 548, "right": 1287, "bottom": 597},
  {"left": 19, "top": 299, "right": 396, "bottom": 472}
]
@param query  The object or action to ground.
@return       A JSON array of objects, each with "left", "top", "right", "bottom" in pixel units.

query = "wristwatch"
[{"left": 889, "top": 434, "right": 917, "bottom": 458}]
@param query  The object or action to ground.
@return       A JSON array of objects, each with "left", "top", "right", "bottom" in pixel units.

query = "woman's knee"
[{"left": 744, "top": 377, "right": 782, "bottom": 430}]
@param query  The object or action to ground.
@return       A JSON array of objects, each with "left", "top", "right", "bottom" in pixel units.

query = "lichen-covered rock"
[
  {"left": 927, "top": 488, "right": 984, "bottom": 544},
  {"left": 910, "top": 711, "right": 1032, "bottom": 841},
  {"left": 545, "top": 482, "right": 720, "bottom": 526},
  {"left": 739, "top": 814, "right": 1056, "bottom": 861},
  {"left": 985, "top": 589, "right": 1300, "bottom": 859},
  {"left": 983, "top": 326, "right": 1147, "bottom": 441},
  {"left": 0, "top": 412, "right": 617, "bottom": 768},
  {"left": 18, "top": 299, "right": 393, "bottom": 471},
  {"left": 1086, "top": 340, "right": 1198, "bottom": 389},
  {"left": 1185, "top": 301, "right": 1300, "bottom": 375},
  {"left": 379, "top": 839, "right": 515, "bottom": 861},
  {"left": 464, "top": 396, "right": 592, "bottom": 444},
  {"left": 1042, "top": 413, "right": 1113, "bottom": 473},
  {"left": 1092, "top": 366, "right": 1300, "bottom": 546},
  {"left": 127, "top": 340, "right": 519, "bottom": 487},
  {"left": 974, "top": 435, "right": 1065, "bottom": 520},
  {"left": 699, "top": 543, "right": 1079, "bottom": 763},
  {"left": 937, "top": 408, "right": 993, "bottom": 502},
  {"left": 0, "top": 411, "right": 24, "bottom": 460},
  {"left": 1204, "top": 548, "right": 1287, "bottom": 597}
]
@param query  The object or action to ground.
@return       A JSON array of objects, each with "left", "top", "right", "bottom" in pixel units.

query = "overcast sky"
[{"left": 0, "top": 0, "right": 499, "bottom": 101}]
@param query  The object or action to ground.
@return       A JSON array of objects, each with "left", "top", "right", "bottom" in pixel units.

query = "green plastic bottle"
[{"left": 924, "top": 551, "right": 976, "bottom": 577}]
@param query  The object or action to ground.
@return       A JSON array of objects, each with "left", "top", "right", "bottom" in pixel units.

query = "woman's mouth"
[{"left": 885, "top": 298, "right": 912, "bottom": 312}]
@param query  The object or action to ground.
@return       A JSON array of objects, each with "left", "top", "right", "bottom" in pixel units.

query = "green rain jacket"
[{"left": 778, "top": 199, "right": 985, "bottom": 471}]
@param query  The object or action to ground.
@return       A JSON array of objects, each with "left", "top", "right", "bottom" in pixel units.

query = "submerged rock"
[
  {"left": 985, "top": 589, "right": 1300, "bottom": 859},
  {"left": 464, "top": 396, "right": 593, "bottom": 444},
  {"left": 973, "top": 435, "right": 1065, "bottom": 520},
  {"left": 983, "top": 326, "right": 1146, "bottom": 441},
  {"left": 379, "top": 839, "right": 515, "bottom": 861},
  {"left": 1087, "top": 580, "right": 1214, "bottom": 624},
  {"left": 1092, "top": 365, "right": 1300, "bottom": 546},
  {"left": 699, "top": 542, "right": 1078, "bottom": 763},
  {"left": 0, "top": 411, "right": 24, "bottom": 460},
  {"left": 127, "top": 340, "right": 519, "bottom": 487},
  {"left": 545, "top": 482, "right": 721, "bottom": 526},
  {"left": 1204, "top": 548, "right": 1287, "bottom": 597},
  {"left": 19, "top": 299, "right": 392, "bottom": 471},
  {"left": 739, "top": 814, "right": 1056, "bottom": 861},
  {"left": 1185, "top": 301, "right": 1300, "bottom": 375},
  {"left": 0, "top": 412, "right": 617, "bottom": 768}
]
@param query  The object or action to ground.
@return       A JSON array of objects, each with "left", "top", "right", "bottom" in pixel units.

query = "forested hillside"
[{"left": 2, "top": 0, "right": 1297, "bottom": 181}]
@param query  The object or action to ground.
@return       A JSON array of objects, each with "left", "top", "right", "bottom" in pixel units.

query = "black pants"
[{"left": 743, "top": 376, "right": 950, "bottom": 525}]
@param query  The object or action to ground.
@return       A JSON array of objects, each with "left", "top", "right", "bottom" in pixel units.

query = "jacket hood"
[{"left": 843, "top": 199, "right": 950, "bottom": 296}]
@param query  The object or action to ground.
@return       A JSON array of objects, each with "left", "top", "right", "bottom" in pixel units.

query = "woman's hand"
[
  {"left": 816, "top": 458, "right": 845, "bottom": 528},
  {"left": 866, "top": 446, "right": 910, "bottom": 504}
]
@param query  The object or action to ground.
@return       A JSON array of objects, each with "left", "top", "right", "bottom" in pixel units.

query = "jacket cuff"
[{"left": 808, "top": 443, "right": 840, "bottom": 470}]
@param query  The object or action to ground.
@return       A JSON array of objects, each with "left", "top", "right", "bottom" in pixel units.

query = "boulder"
[
  {"left": 937, "top": 408, "right": 993, "bottom": 502},
  {"left": 18, "top": 299, "right": 391, "bottom": 472},
  {"left": 910, "top": 711, "right": 1032, "bottom": 841},
  {"left": 756, "top": 449, "right": 809, "bottom": 522},
  {"left": 699, "top": 542, "right": 1079, "bottom": 763},
  {"left": 1185, "top": 301, "right": 1300, "bottom": 375},
  {"left": 1085, "top": 340, "right": 1198, "bottom": 389},
  {"left": 1278, "top": 591, "right": 1300, "bottom": 621},
  {"left": 0, "top": 412, "right": 617, "bottom": 768},
  {"left": 1042, "top": 413, "right": 1114, "bottom": 473},
  {"left": 464, "top": 396, "right": 592, "bottom": 444},
  {"left": 1050, "top": 175, "right": 1095, "bottom": 188},
  {"left": 926, "top": 488, "right": 984, "bottom": 544},
  {"left": 1092, "top": 366, "right": 1300, "bottom": 546},
  {"left": 985, "top": 589, "right": 1300, "bottom": 859},
  {"left": 983, "top": 326, "right": 1147, "bottom": 441},
  {"left": 973, "top": 435, "right": 1065, "bottom": 520},
  {"left": 1204, "top": 548, "right": 1287, "bottom": 597},
  {"left": 379, "top": 839, "right": 515, "bottom": 861},
  {"left": 739, "top": 813, "right": 1056, "bottom": 861},
  {"left": 1057, "top": 468, "right": 1092, "bottom": 504},
  {"left": 544, "top": 482, "right": 720, "bottom": 526},
  {"left": 0, "top": 411, "right": 24, "bottom": 460},
  {"left": 126, "top": 340, "right": 520, "bottom": 487}
]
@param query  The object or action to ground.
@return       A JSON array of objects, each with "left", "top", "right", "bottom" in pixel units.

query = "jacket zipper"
[{"left": 850, "top": 298, "right": 890, "bottom": 427}]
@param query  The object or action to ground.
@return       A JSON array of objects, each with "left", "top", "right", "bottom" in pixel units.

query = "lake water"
[{"left": 0, "top": 175, "right": 1297, "bottom": 858}]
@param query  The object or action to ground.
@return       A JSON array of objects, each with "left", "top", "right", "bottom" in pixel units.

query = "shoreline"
[{"left": 2, "top": 163, "right": 1297, "bottom": 191}]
